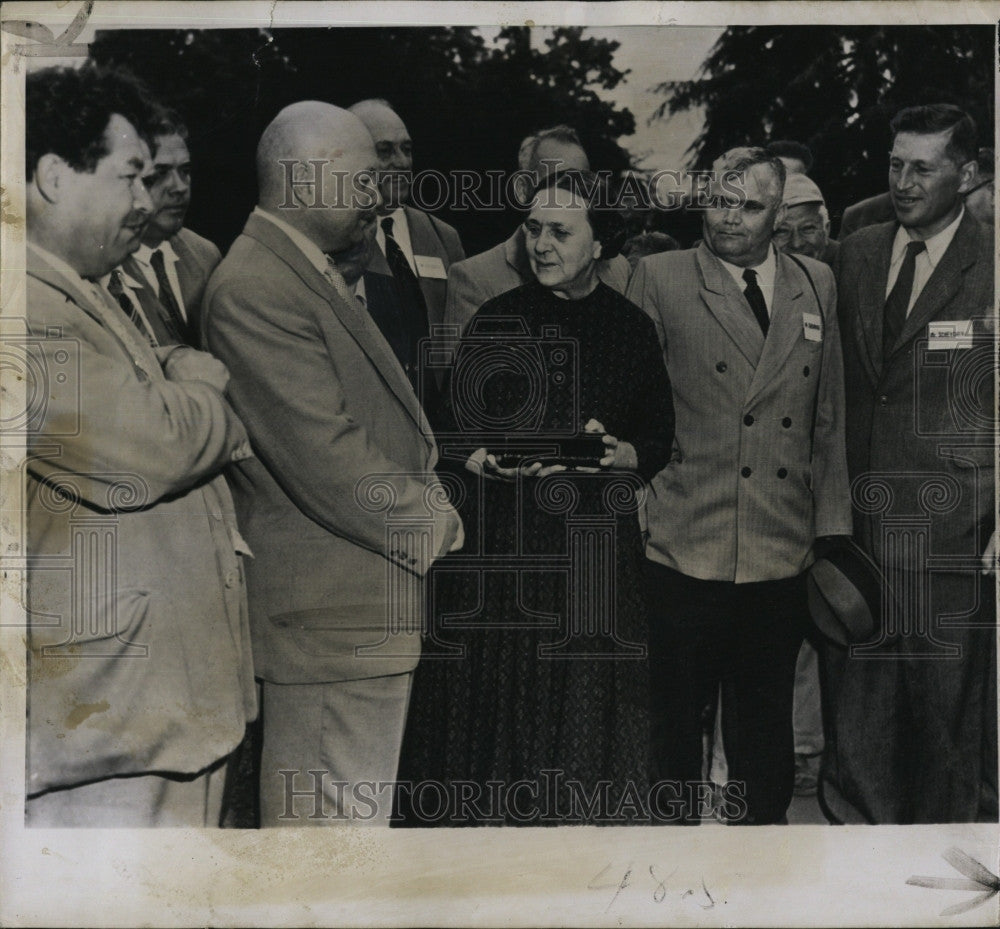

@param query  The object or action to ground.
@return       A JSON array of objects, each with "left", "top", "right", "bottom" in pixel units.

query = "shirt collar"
[
  {"left": 378, "top": 207, "right": 409, "bottom": 242},
  {"left": 716, "top": 244, "right": 777, "bottom": 291},
  {"left": 254, "top": 206, "right": 329, "bottom": 275},
  {"left": 132, "top": 239, "right": 179, "bottom": 268},
  {"left": 891, "top": 206, "right": 965, "bottom": 269},
  {"left": 98, "top": 268, "right": 145, "bottom": 292}
]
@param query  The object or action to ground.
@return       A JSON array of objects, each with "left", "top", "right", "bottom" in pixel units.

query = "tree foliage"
[
  {"left": 89, "top": 26, "right": 635, "bottom": 254},
  {"left": 656, "top": 25, "right": 994, "bottom": 230}
]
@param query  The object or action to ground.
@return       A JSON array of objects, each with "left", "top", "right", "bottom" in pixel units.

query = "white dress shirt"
[
  {"left": 376, "top": 207, "right": 417, "bottom": 275},
  {"left": 718, "top": 245, "right": 778, "bottom": 315},
  {"left": 354, "top": 276, "right": 367, "bottom": 307},
  {"left": 131, "top": 240, "right": 187, "bottom": 320},
  {"left": 885, "top": 207, "right": 964, "bottom": 315}
]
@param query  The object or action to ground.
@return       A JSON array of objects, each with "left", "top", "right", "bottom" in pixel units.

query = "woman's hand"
[
  {"left": 583, "top": 418, "right": 638, "bottom": 471},
  {"left": 475, "top": 450, "right": 567, "bottom": 481}
]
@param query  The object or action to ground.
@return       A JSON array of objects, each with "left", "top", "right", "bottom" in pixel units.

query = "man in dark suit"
[
  {"left": 827, "top": 104, "right": 996, "bottom": 823},
  {"left": 118, "top": 113, "right": 221, "bottom": 348},
  {"left": 204, "top": 101, "right": 464, "bottom": 827},
  {"left": 348, "top": 98, "right": 464, "bottom": 397},
  {"left": 444, "top": 125, "right": 632, "bottom": 335},
  {"left": 838, "top": 191, "right": 895, "bottom": 239},
  {"left": 627, "top": 147, "right": 852, "bottom": 825}
]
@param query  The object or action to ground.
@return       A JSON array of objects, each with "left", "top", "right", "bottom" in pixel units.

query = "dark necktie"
[
  {"left": 742, "top": 268, "right": 770, "bottom": 336},
  {"left": 107, "top": 270, "right": 158, "bottom": 347},
  {"left": 150, "top": 248, "right": 188, "bottom": 344},
  {"left": 883, "top": 240, "right": 926, "bottom": 356},
  {"left": 381, "top": 216, "right": 430, "bottom": 385}
]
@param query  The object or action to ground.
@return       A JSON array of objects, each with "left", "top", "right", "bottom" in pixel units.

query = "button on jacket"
[{"left": 627, "top": 242, "right": 852, "bottom": 583}]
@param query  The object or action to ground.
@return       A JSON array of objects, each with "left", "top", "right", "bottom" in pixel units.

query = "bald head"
[
  {"left": 256, "top": 101, "right": 379, "bottom": 252},
  {"left": 348, "top": 98, "right": 412, "bottom": 211}
]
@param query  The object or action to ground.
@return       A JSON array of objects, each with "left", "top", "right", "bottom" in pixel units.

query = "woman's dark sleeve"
[
  {"left": 622, "top": 312, "right": 675, "bottom": 483},
  {"left": 433, "top": 292, "right": 523, "bottom": 476}
]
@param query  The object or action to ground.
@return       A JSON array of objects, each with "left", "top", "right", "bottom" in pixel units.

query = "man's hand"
[
  {"left": 981, "top": 529, "right": 997, "bottom": 576},
  {"left": 583, "top": 418, "right": 638, "bottom": 471},
  {"left": 449, "top": 517, "right": 465, "bottom": 553},
  {"left": 162, "top": 347, "right": 232, "bottom": 393}
]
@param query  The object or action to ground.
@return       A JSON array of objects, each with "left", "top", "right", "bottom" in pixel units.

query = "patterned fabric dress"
[{"left": 394, "top": 279, "right": 674, "bottom": 826}]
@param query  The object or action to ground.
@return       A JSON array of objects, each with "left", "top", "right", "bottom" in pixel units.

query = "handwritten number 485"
[{"left": 588, "top": 862, "right": 716, "bottom": 911}]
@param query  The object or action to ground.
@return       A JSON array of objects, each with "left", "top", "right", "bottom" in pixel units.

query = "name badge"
[
  {"left": 414, "top": 255, "right": 447, "bottom": 279},
  {"left": 802, "top": 312, "right": 823, "bottom": 342},
  {"left": 928, "top": 320, "right": 974, "bottom": 350}
]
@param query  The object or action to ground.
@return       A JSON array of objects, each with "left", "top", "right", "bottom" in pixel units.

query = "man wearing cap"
[
  {"left": 828, "top": 103, "right": 996, "bottom": 824},
  {"left": 774, "top": 174, "right": 839, "bottom": 267}
]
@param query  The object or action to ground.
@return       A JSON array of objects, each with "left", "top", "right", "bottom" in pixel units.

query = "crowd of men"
[{"left": 20, "top": 61, "right": 996, "bottom": 827}]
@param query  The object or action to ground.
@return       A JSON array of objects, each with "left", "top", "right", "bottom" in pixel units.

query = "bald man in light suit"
[{"left": 204, "top": 102, "right": 464, "bottom": 827}]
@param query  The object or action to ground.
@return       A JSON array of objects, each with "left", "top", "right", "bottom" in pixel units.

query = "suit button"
[
  {"left": 777, "top": 468, "right": 788, "bottom": 479},
  {"left": 408, "top": 557, "right": 417, "bottom": 565},
  {"left": 879, "top": 395, "right": 888, "bottom": 406},
  {"left": 716, "top": 362, "right": 727, "bottom": 373},
  {"left": 744, "top": 414, "right": 754, "bottom": 426},
  {"left": 803, "top": 365, "right": 811, "bottom": 377},
  {"left": 224, "top": 570, "right": 239, "bottom": 589},
  {"left": 741, "top": 466, "right": 752, "bottom": 478},
  {"left": 782, "top": 417, "right": 792, "bottom": 428}
]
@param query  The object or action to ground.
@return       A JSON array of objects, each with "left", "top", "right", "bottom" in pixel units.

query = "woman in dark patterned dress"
[{"left": 394, "top": 171, "right": 674, "bottom": 826}]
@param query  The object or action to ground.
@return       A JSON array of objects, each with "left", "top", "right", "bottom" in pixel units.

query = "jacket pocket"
[{"left": 30, "top": 586, "right": 151, "bottom": 656}]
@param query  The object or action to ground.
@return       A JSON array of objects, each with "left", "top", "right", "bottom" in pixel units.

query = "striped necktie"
[{"left": 107, "top": 269, "right": 158, "bottom": 347}]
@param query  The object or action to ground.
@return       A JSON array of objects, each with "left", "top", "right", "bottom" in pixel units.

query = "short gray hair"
[
  {"left": 518, "top": 124, "right": 584, "bottom": 173},
  {"left": 712, "top": 146, "right": 787, "bottom": 200}
]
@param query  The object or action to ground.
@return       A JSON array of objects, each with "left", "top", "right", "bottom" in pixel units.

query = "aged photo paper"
[{"left": 1, "top": 1, "right": 998, "bottom": 925}]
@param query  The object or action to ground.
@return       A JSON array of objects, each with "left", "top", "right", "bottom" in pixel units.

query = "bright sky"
[
  {"left": 33, "top": 19, "right": 723, "bottom": 174},
  {"left": 542, "top": 26, "right": 724, "bottom": 172}
]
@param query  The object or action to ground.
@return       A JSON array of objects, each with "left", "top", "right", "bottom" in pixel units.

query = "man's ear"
[
  {"left": 33, "top": 153, "right": 67, "bottom": 203},
  {"left": 289, "top": 160, "right": 319, "bottom": 207},
  {"left": 512, "top": 172, "right": 535, "bottom": 208},
  {"left": 592, "top": 238, "right": 603, "bottom": 262},
  {"left": 957, "top": 159, "right": 978, "bottom": 195}
]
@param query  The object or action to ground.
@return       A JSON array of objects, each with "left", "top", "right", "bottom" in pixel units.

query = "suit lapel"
[
  {"left": 894, "top": 212, "right": 981, "bottom": 351},
  {"left": 696, "top": 243, "right": 765, "bottom": 369},
  {"left": 366, "top": 234, "right": 393, "bottom": 276},
  {"left": 243, "top": 214, "right": 432, "bottom": 442},
  {"left": 854, "top": 223, "right": 895, "bottom": 382},
  {"left": 27, "top": 248, "right": 161, "bottom": 377},
  {"left": 170, "top": 233, "right": 202, "bottom": 309},
  {"left": 27, "top": 256, "right": 106, "bottom": 329},
  {"left": 404, "top": 206, "right": 448, "bottom": 328},
  {"left": 746, "top": 251, "right": 805, "bottom": 404},
  {"left": 120, "top": 255, "right": 178, "bottom": 345},
  {"left": 404, "top": 205, "right": 436, "bottom": 255}
]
